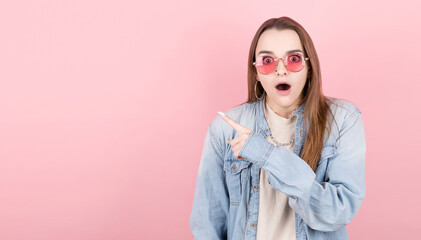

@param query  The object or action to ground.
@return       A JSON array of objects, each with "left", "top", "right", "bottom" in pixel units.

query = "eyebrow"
[{"left": 257, "top": 49, "right": 303, "bottom": 55}]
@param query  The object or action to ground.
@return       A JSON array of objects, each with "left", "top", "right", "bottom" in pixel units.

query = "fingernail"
[{"left": 217, "top": 111, "right": 226, "bottom": 117}]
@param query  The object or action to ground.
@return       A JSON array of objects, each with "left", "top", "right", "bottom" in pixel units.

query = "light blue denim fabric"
[{"left": 190, "top": 95, "right": 366, "bottom": 240}]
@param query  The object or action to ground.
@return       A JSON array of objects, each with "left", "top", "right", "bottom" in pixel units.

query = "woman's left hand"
[{"left": 218, "top": 112, "right": 252, "bottom": 160}]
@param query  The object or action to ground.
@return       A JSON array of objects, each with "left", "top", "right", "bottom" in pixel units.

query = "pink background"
[{"left": 0, "top": 0, "right": 420, "bottom": 239}]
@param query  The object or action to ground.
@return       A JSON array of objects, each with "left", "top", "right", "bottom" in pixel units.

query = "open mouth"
[{"left": 276, "top": 83, "right": 291, "bottom": 91}]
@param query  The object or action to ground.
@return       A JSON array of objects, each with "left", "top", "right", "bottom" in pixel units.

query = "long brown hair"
[{"left": 240, "top": 16, "right": 336, "bottom": 172}]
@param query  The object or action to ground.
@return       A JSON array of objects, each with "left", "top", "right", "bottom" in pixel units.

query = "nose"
[{"left": 274, "top": 59, "right": 287, "bottom": 75}]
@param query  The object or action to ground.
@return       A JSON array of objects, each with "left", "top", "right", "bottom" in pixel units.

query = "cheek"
[
  {"left": 297, "top": 72, "right": 309, "bottom": 86},
  {"left": 297, "top": 66, "right": 309, "bottom": 81},
  {"left": 296, "top": 79, "right": 307, "bottom": 91},
  {"left": 291, "top": 77, "right": 307, "bottom": 95},
  {"left": 259, "top": 79, "right": 272, "bottom": 91}
]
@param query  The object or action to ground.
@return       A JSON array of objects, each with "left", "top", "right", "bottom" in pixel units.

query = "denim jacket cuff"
[
  {"left": 239, "top": 130, "right": 274, "bottom": 168},
  {"left": 239, "top": 129, "right": 316, "bottom": 199}
]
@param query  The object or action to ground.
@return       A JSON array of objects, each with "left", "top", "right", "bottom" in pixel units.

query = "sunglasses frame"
[{"left": 253, "top": 52, "right": 310, "bottom": 74}]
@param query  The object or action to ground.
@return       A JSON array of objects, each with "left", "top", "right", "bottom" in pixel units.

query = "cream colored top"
[{"left": 256, "top": 101, "right": 297, "bottom": 240}]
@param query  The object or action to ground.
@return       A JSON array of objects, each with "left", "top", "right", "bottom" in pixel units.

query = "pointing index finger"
[{"left": 217, "top": 112, "right": 249, "bottom": 133}]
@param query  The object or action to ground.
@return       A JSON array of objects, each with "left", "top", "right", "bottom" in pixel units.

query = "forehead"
[{"left": 255, "top": 29, "right": 303, "bottom": 56}]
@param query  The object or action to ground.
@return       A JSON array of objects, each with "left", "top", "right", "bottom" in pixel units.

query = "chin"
[
  {"left": 275, "top": 94, "right": 297, "bottom": 101},
  {"left": 274, "top": 95, "right": 296, "bottom": 106}
]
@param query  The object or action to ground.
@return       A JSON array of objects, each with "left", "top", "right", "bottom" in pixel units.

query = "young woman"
[{"left": 190, "top": 16, "right": 366, "bottom": 240}]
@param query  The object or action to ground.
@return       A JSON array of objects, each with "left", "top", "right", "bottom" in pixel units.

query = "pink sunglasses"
[{"left": 253, "top": 52, "right": 310, "bottom": 74}]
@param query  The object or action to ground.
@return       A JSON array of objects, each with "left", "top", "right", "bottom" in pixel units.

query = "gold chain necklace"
[{"left": 268, "top": 134, "right": 295, "bottom": 147}]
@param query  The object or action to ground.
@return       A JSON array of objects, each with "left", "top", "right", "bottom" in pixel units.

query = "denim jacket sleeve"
[
  {"left": 238, "top": 106, "right": 366, "bottom": 232},
  {"left": 190, "top": 123, "right": 229, "bottom": 239}
]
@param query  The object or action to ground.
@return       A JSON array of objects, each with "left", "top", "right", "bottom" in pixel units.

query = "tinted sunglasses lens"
[
  {"left": 255, "top": 56, "right": 276, "bottom": 74},
  {"left": 286, "top": 54, "right": 305, "bottom": 72},
  {"left": 256, "top": 64, "right": 275, "bottom": 74}
]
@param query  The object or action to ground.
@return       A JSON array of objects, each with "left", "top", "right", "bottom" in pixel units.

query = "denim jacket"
[{"left": 190, "top": 95, "right": 366, "bottom": 240}]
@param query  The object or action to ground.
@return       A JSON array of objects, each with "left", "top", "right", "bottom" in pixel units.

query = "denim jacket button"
[
  {"left": 251, "top": 223, "right": 256, "bottom": 227},
  {"left": 253, "top": 185, "right": 258, "bottom": 190},
  {"left": 232, "top": 164, "right": 237, "bottom": 171}
]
